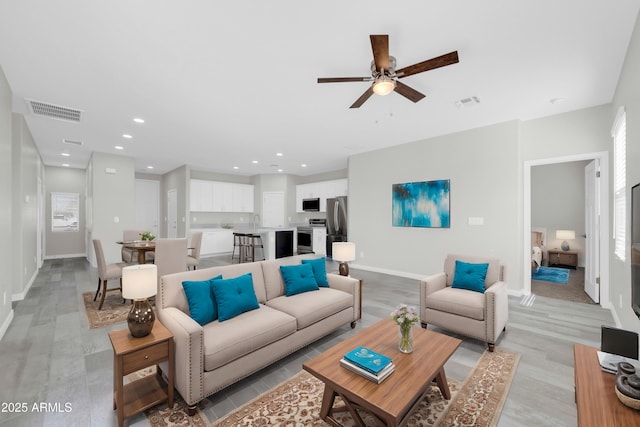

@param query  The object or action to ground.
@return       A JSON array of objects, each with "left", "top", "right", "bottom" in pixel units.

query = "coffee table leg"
[
  {"left": 320, "top": 384, "right": 338, "bottom": 420},
  {"left": 434, "top": 366, "right": 451, "bottom": 400}
]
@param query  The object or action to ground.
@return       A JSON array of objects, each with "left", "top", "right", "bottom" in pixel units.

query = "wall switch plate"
[
  {"left": 468, "top": 217, "right": 484, "bottom": 225},
  {"left": 105, "top": 167, "right": 116, "bottom": 174}
]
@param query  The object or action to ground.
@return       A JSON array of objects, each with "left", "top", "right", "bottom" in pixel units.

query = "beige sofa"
[
  {"left": 419, "top": 254, "right": 508, "bottom": 351},
  {"left": 157, "top": 254, "right": 360, "bottom": 413}
]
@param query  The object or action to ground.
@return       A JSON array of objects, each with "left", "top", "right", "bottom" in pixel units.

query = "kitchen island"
[{"left": 237, "top": 227, "right": 297, "bottom": 260}]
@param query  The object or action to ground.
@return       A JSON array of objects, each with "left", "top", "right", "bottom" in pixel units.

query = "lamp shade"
[
  {"left": 556, "top": 230, "right": 576, "bottom": 240},
  {"left": 333, "top": 242, "right": 356, "bottom": 262},
  {"left": 122, "top": 264, "right": 157, "bottom": 300},
  {"left": 372, "top": 77, "right": 396, "bottom": 96}
]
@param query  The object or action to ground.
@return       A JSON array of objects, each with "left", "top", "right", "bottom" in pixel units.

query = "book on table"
[
  {"left": 340, "top": 358, "right": 395, "bottom": 384},
  {"left": 343, "top": 346, "right": 392, "bottom": 374}
]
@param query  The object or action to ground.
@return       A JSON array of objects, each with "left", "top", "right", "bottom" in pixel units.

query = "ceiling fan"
[{"left": 318, "top": 34, "right": 459, "bottom": 108}]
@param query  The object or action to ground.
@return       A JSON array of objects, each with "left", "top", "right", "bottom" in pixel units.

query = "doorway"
[
  {"left": 135, "top": 179, "right": 160, "bottom": 238},
  {"left": 523, "top": 152, "right": 610, "bottom": 309}
]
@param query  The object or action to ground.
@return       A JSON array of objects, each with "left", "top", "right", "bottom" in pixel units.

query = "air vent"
[
  {"left": 62, "top": 138, "right": 83, "bottom": 146},
  {"left": 454, "top": 96, "right": 480, "bottom": 108},
  {"left": 26, "top": 99, "right": 82, "bottom": 122}
]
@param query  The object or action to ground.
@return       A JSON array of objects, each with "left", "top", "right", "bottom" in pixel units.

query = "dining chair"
[
  {"left": 121, "top": 229, "right": 155, "bottom": 263},
  {"left": 154, "top": 238, "right": 188, "bottom": 286},
  {"left": 186, "top": 231, "right": 203, "bottom": 270},
  {"left": 93, "top": 239, "right": 131, "bottom": 310}
]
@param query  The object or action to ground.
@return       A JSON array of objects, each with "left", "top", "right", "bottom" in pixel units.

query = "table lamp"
[
  {"left": 556, "top": 229, "right": 576, "bottom": 251},
  {"left": 122, "top": 264, "right": 157, "bottom": 337},
  {"left": 333, "top": 242, "right": 356, "bottom": 276}
]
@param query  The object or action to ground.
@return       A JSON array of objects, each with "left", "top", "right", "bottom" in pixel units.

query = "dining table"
[{"left": 119, "top": 240, "right": 156, "bottom": 264}]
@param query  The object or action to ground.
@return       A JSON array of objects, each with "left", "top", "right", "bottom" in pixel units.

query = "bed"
[{"left": 532, "top": 231, "right": 543, "bottom": 271}]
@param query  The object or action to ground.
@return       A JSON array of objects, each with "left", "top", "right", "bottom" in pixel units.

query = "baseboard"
[
  {"left": 43, "top": 253, "right": 86, "bottom": 260},
  {"left": 12, "top": 268, "right": 38, "bottom": 302},
  {"left": 0, "top": 309, "right": 14, "bottom": 342}
]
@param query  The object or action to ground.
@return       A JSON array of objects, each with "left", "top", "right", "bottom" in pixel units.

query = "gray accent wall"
[
  {"left": 45, "top": 166, "right": 86, "bottom": 258},
  {"left": 0, "top": 66, "right": 13, "bottom": 337}
]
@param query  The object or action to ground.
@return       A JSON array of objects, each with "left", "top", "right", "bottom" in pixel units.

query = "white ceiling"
[{"left": 1, "top": 1, "right": 639, "bottom": 176}]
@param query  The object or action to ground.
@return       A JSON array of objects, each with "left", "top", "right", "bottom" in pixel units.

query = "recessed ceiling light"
[
  {"left": 61, "top": 152, "right": 71, "bottom": 157},
  {"left": 62, "top": 163, "right": 70, "bottom": 167},
  {"left": 133, "top": 118, "right": 145, "bottom": 124},
  {"left": 122, "top": 134, "right": 133, "bottom": 139},
  {"left": 115, "top": 145, "right": 124, "bottom": 150},
  {"left": 276, "top": 152, "right": 283, "bottom": 157},
  {"left": 252, "top": 160, "right": 259, "bottom": 164},
  {"left": 301, "top": 163, "right": 307, "bottom": 168},
  {"left": 277, "top": 169, "right": 283, "bottom": 173},
  {"left": 146, "top": 165, "right": 154, "bottom": 169},
  {"left": 233, "top": 166, "right": 239, "bottom": 170}
]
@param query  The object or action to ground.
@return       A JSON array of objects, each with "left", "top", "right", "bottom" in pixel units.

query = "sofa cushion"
[
  {"left": 182, "top": 275, "right": 222, "bottom": 325},
  {"left": 202, "top": 305, "right": 297, "bottom": 371},
  {"left": 451, "top": 261, "right": 489, "bottom": 293},
  {"left": 266, "top": 287, "right": 353, "bottom": 329},
  {"left": 280, "top": 263, "right": 319, "bottom": 296},
  {"left": 211, "top": 273, "right": 260, "bottom": 321},
  {"left": 261, "top": 254, "right": 319, "bottom": 301},
  {"left": 302, "top": 257, "right": 329, "bottom": 287},
  {"left": 425, "top": 287, "right": 485, "bottom": 321}
]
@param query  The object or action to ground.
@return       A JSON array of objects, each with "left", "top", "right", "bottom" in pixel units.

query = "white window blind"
[{"left": 613, "top": 108, "right": 626, "bottom": 260}]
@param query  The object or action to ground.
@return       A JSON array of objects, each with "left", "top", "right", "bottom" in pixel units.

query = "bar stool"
[
  {"left": 245, "top": 234, "right": 265, "bottom": 262},
  {"left": 232, "top": 233, "right": 248, "bottom": 263}
]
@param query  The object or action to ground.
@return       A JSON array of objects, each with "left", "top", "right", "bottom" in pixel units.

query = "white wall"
[
  {"left": 610, "top": 8, "right": 640, "bottom": 330},
  {"left": 0, "top": 66, "right": 13, "bottom": 339},
  {"left": 349, "top": 121, "right": 521, "bottom": 285}
]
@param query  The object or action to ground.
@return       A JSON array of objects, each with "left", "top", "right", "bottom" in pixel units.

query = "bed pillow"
[
  {"left": 182, "top": 275, "right": 222, "bottom": 325},
  {"left": 451, "top": 261, "right": 489, "bottom": 293},
  {"left": 280, "top": 263, "right": 319, "bottom": 296},
  {"left": 301, "top": 257, "right": 329, "bottom": 287},
  {"left": 211, "top": 273, "right": 260, "bottom": 322}
]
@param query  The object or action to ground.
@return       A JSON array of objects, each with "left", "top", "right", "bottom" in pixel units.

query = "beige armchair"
[{"left": 419, "top": 254, "right": 508, "bottom": 351}]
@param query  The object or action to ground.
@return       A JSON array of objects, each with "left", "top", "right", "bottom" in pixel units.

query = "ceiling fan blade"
[
  {"left": 394, "top": 81, "right": 426, "bottom": 103},
  {"left": 396, "top": 51, "right": 459, "bottom": 78},
  {"left": 318, "top": 77, "right": 371, "bottom": 83},
  {"left": 350, "top": 87, "right": 374, "bottom": 108},
  {"left": 370, "top": 34, "right": 389, "bottom": 71}
]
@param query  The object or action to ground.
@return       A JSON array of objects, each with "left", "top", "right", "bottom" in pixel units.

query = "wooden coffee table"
[{"left": 303, "top": 318, "right": 461, "bottom": 427}]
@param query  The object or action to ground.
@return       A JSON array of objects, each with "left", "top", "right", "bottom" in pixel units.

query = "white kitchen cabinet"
[
  {"left": 312, "top": 227, "right": 327, "bottom": 255},
  {"left": 212, "top": 182, "right": 233, "bottom": 212},
  {"left": 295, "top": 179, "right": 348, "bottom": 213},
  {"left": 232, "top": 183, "right": 254, "bottom": 212},
  {"left": 190, "top": 180, "right": 254, "bottom": 213},
  {"left": 190, "top": 179, "right": 214, "bottom": 212},
  {"left": 199, "top": 229, "right": 234, "bottom": 256}
]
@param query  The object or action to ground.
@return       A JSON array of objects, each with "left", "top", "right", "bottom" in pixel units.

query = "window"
[
  {"left": 613, "top": 107, "right": 626, "bottom": 260},
  {"left": 51, "top": 192, "right": 79, "bottom": 232}
]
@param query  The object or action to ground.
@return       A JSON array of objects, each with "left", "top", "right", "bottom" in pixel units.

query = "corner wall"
[{"left": 0, "top": 66, "right": 13, "bottom": 338}]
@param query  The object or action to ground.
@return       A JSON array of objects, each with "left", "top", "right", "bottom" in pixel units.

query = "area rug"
[
  {"left": 83, "top": 291, "right": 157, "bottom": 329},
  {"left": 204, "top": 348, "right": 519, "bottom": 427},
  {"left": 532, "top": 266, "right": 570, "bottom": 284}
]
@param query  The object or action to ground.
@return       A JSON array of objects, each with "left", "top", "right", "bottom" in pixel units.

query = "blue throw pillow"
[
  {"left": 280, "top": 263, "right": 319, "bottom": 296},
  {"left": 211, "top": 273, "right": 260, "bottom": 322},
  {"left": 451, "top": 261, "right": 489, "bottom": 293},
  {"left": 182, "top": 275, "right": 222, "bottom": 325},
  {"left": 302, "top": 257, "right": 329, "bottom": 287}
]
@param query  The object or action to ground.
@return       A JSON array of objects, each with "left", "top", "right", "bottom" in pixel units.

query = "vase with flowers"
[
  {"left": 140, "top": 231, "right": 155, "bottom": 241},
  {"left": 391, "top": 304, "right": 419, "bottom": 353}
]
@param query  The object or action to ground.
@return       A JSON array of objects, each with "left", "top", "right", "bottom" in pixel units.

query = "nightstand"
[
  {"left": 548, "top": 249, "right": 578, "bottom": 269},
  {"left": 108, "top": 321, "right": 174, "bottom": 427}
]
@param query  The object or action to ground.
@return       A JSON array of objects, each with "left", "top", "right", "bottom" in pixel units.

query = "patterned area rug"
[
  {"left": 532, "top": 266, "right": 570, "bottom": 284},
  {"left": 83, "top": 291, "right": 156, "bottom": 329},
  {"left": 192, "top": 348, "right": 519, "bottom": 427}
]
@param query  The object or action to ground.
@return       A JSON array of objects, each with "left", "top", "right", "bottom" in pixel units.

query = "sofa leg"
[
  {"left": 187, "top": 404, "right": 197, "bottom": 416},
  {"left": 488, "top": 343, "right": 495, "bottom": 352},
  {"left": 350, "top": 321, "right": 357, "bottom": 329},
  {"left": 421, "top": 322, "right": 427, "bottom": 329}
]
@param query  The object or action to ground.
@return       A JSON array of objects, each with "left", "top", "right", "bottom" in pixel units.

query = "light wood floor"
[{"left": 0, "top": 255, "right": 615, "bottom": 426}]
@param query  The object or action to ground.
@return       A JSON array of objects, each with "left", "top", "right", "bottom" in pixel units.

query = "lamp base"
[
  {"left": 127, "top": 299, "right": 155, "bottom": 338},
  {"left": 338, "top": 261, "right": 349, "bottom": 276},
  {"left": 561, "top": 241, "right": 570, "bottom": 251}
]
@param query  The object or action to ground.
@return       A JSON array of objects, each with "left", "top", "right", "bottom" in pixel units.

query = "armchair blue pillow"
[
  {"left": 280, "top": 263, "right": 319, "bottom": 296},
  {"left": 211, "top": 273, "right": 260, "bottom": 321},
  {"left": 301, "top": 257, "right": 329, "bottom": 287},
  {"left": 451, "top": 261, "right": 489, "bottom": 293},
  {"left": 182, "top": 275, "right": 222, "bottom": 325}
]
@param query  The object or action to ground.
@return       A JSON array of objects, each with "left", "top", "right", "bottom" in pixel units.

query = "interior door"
[
  {"left": 262, "top": 191, "right": 285, "bottom": 228},
  {"left": 167, "top": 188, "right": 178, "bottom": 238},
  {"left": 585, "top": 160, "right": 600, "bottom": 303},
  {"left": 135, "top": 179, "right": 160, "bottom": 238}
]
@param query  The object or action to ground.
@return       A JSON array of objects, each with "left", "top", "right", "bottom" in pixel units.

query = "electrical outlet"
[{"left": 360, "top": 251, "right": 365, "bottom": 258}]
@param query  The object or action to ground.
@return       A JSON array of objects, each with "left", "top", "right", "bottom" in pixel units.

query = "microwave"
[{"left": 302, "top": 198, "right": 320, "bottom": 212}]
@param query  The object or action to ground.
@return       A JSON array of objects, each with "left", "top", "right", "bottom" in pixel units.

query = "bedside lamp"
[
  {"left": 122, "top": 264, "right": 157, "bottom": 338},
  {"left": 556, "top": 229, "right": 576, "bottom": 251},
  {"left": 333, "top": 242, "right": 356, "bottom": 276}
]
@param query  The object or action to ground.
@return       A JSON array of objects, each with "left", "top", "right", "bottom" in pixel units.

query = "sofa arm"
[
  {"left": 419, "top": 272, "right": 446, "bottom": 325},
  {"left": 327, "top": 273, "right": 360, "bottom": 322},
  {"left": 484, "top": 281, "right": 509, "bottom": 344},
  {"left": 157, "top": 307, "right": 204, "bottom": 407}
]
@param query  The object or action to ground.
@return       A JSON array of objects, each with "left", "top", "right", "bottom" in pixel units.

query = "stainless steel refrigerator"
[{"left": 326, "top": 196, "right": 347, "bottom": 257}]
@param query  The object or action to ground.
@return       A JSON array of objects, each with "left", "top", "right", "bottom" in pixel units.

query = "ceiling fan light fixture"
[{"left": 372, "top": 76, "right": 396, "bottom": 96}]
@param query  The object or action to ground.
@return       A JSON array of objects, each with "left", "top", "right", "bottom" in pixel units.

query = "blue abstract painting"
[{"left": 392, "top": 180, "right": 450, "bottom": 228}]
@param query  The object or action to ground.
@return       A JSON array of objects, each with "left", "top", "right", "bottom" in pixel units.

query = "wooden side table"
[
  {"left": 548, "top": 249, "right": 578, "bottom": 269},
  {"left": 108, "top": 321, "right": 174, "bottom": 427}
]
